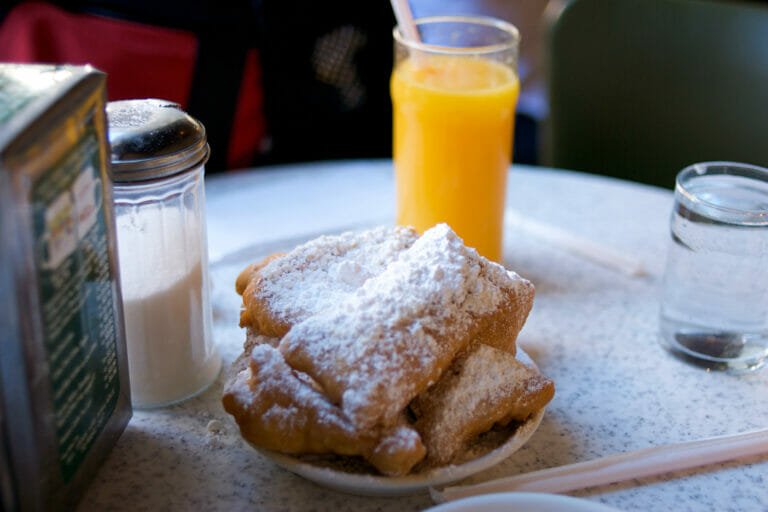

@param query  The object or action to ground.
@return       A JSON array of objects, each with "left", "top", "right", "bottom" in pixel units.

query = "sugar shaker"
[{"left": 107, "top": 99, "right": 220, "bottom": 408}]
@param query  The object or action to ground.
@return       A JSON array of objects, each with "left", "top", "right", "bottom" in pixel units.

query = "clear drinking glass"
[
  {"left": 659, "top": 162, "right": 768, "bottom": 372},
  {"left": 391, "top": 16, "right": 520, "bottom": 262}
]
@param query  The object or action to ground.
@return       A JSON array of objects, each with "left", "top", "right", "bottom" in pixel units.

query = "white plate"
[
  {"left": 250, "top": 349, "right": 547, "bottom": 497},
  {"left": 425, "top": 492, "right": 623, "bottom": 512}
]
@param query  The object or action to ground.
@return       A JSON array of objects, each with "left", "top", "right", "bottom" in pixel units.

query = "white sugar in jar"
[{"left": 108, "top": 99, "right": 220, "bottom": 408}]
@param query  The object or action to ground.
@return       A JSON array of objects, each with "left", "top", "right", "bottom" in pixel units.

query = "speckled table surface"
[{"left": 78, "top": 161, "right": 768, "bottom": 512}]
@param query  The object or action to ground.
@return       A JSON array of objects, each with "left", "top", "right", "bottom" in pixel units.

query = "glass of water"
[{"left": 659, "top": 162, "right": 768, "bottom": 372}]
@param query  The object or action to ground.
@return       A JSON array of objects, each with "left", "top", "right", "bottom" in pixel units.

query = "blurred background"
[
  {"left": 2, "top": 0, "right": 767, "bottom": 186},
  {"left": 0, "top": 0, "right": 549, "bottom": 173}
]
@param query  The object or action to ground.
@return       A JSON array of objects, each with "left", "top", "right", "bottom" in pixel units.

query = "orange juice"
[{"left": 391, "top": 55, "right": 519, "bottom": 262}]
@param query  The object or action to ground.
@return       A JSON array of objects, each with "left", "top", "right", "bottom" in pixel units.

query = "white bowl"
[
  {"left": 250, "top": 349, "right": 547, "bottom": 497},
  {"left": 425, "top": 492, "right": 623, "bottom": 512}
]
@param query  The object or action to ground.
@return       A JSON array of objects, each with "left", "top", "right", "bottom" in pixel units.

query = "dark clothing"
[{"left": 0, "top": 1, "right": 396, "bottom": 171}]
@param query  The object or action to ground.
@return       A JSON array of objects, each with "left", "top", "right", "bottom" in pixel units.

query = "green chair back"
[{"left": 546, "top": 0, "right": 768, "bottom": 188}]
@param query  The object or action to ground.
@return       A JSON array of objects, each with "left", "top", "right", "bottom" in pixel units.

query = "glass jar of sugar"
[{"left": 107, "top": 99, "right": 221, "bottom": 408}]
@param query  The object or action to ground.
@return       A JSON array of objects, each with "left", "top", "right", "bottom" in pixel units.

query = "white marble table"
[{"left": 79, "top": 160, "right": 768, "bottom": 512}]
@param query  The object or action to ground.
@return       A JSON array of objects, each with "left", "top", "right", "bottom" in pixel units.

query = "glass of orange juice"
[{"left": 391, "top": 16, "right": 520, "bottom": 262}]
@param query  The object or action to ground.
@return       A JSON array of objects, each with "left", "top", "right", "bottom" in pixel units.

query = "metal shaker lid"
[{"left": 107, "top": 99, "right": 209, "bottom": 182}]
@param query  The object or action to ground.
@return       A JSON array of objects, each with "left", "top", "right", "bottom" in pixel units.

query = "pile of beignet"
[{"left": 223, "top": 224, "right": 554, "bottom": 476}]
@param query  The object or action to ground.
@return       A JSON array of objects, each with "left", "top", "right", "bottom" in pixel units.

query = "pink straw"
[
  {"left": 432, "top": 428, "right": 768, "bottom": 503},
  {"left": 390, "top": 0, "right": 420, "bottom": 42}
]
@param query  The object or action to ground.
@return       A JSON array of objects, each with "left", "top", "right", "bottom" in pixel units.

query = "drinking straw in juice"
[{"left": 391, "top": 55, "right": 519, "bottom": 262}]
